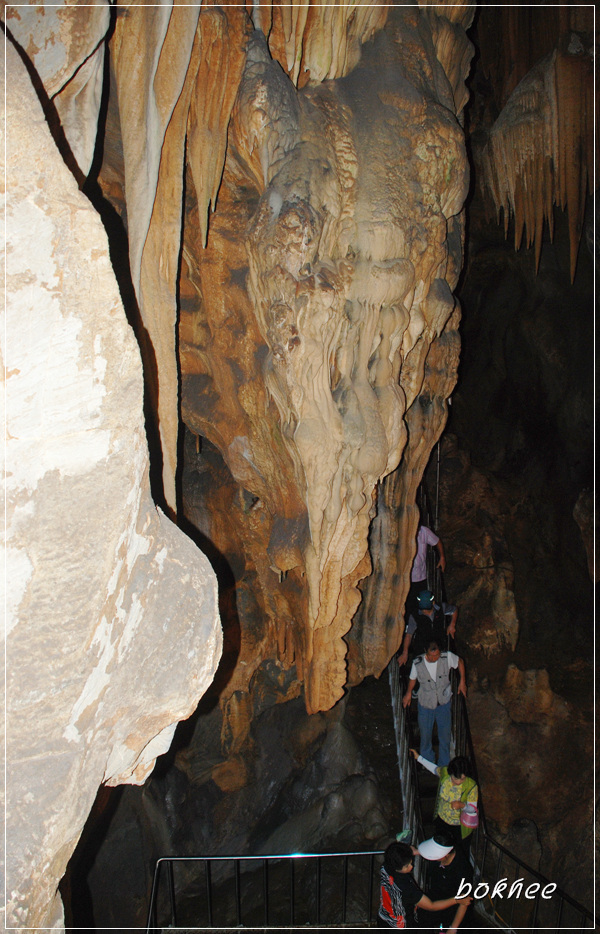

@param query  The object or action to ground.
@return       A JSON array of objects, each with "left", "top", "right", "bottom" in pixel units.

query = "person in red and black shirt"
[{"left": 377, "top": 842, "right": 471, "bottom": 928}]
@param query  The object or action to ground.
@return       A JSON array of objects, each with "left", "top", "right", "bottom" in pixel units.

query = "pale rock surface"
[
  {"left": 1, "top": 40, "right": 221, "bottom": 930},
  {"left": 15, "top": 0, "right": 474, "bottom": 717},
  {"left": 3, "top": 0, "right": 111, "bottom": 176}
]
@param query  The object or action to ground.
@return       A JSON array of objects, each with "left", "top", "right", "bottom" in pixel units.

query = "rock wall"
[
  {"left": 1, "top": 37, "right": 221, "bottom": 931},
  {"left": 2, "top": 0, "right": 594, "bottom": 924},
  {"left": 179, "top": 6, "right": 472, "bottom": 715},
  {"left": 2, "top": 1, "right": 477, "bottom": 925},
  {"left": 5, "top": 0, "right": 475, "bottom": 718},
  {"left": 427, "top": 195, "right": 594, "bottom": 905}
]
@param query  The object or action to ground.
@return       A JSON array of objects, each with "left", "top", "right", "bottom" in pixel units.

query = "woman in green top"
[{"left": 410, "top": 750, "right": 478, "bottom": 853}]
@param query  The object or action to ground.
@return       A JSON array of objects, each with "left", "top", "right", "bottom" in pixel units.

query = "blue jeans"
[{"left": 417, "top": 699, "right": 452, "bottom": 766}]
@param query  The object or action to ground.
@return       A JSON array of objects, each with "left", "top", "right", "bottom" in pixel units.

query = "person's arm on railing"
[
  {"left": 435, "top": 536, "right": 446, "bottom": 572},
  {"left": 446, "top": 896, "right": 470, "bottom": 932},
  {"left": 409, "top": 749, "right": 439, "bottom": 776},
  {"left": 446, "top": 605, "right": 458, "bottom": 638},
  {"left": 403, "top": 679, "right": 417, "bottom": 707},
  {"left": 457, "top": 658, "right": 467, "bottom": 697},
  {"left": 397, "top": 631, "right": 412, "bottom": 667},
  {"left": 398, "top": 615, "right": 417, "bottom": 667},
  {"left": 417, "top": 894, "right": 472, "bottom": 914}
]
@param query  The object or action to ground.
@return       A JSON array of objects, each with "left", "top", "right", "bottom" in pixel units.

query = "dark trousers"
[{"left": 434, "top": 815, "right": 472, "bottom": 856}]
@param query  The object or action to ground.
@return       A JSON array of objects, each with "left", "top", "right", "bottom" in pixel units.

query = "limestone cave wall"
[
  {"left": 1, "top": 33, "right": 221, "bottom": 932},
  {"left": 425, "top": 194, "right": 595, "bottom": 906},
  {"left": 1, "top": 0, "right": 594, "bottom": 928},
  {"left": 420, "top": 6, "right": 595, "bottom": 903},
  {"left": 2, "top": 1, "right": 475, "bottom": 926}
]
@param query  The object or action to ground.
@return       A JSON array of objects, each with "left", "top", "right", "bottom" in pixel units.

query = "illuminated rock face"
[
  {"left": 2, "top": 1, "right": 476, "bottom": 926},
  {"left": 4, "top": 3, "right": 473, "bottom": 715},
  {"left": 180, "top": 8, "right": 472, "bottom": 714},
  {"left": 1, "top": 38, "right": 220, "bottom": 932}
]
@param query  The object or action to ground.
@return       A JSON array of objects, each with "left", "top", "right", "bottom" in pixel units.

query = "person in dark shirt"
[
  {"left": 415, "top": 834, "right": 474, "bottom": 932},
  {"left": 397, "top": 590, "right": 458, "bottom": 666},
  {"left": 378, "top": 841, "right": 471, "bottom": 928}
]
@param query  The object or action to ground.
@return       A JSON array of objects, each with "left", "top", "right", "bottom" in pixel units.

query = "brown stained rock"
[
  {"left": 477, "top": 46, "right": 594, "bottom": 280},
  {"left": 467, "top": 668, "right": 591, "bottom": 887},
  {"left": 77, "top": 3, "right": 472, "bottom": 716},
  {"left": 186, "top": 11, "right": 470, "bottom": 713},
  {"left": 499, "top": 665, "right": 569, "bottom": 725},
  {"left": 573, "top": 487, "right": 595, "bottom": 582},
  {"left": 212, "top": 756, "right": 248, "bottom": 794},
  {"left": 1, "top": 40, "right": 221, "bottom": 929},
  {"left": 268, "top": 2, "right": 389, "bottom": 87},
  {"left": 4, "top": 7, "right": 477, "bottom": 910},
  {"left": 109, "top": 5, "right": 202, "bottom": 509}
]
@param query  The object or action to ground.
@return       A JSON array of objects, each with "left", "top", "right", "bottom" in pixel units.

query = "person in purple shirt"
[
  {"left": 411, "top": 520, "right": 446, "bottom": 597},
  {"left": 404, "top": 516, "right": 447, "bottom": 634}
]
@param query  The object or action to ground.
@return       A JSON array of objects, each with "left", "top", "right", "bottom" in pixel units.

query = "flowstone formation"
[
  {"left": 2, "top": 1, "right": 476, "bottom": 925},
  {"left": 179, "top": 9, "right": 472, "bottom": 715},
  {"left": 4, "top": 0, "right": 475, "bottom": 718}
]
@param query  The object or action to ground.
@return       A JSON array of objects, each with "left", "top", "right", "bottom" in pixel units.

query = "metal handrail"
[
  {"left": 387, "top": 658, "right": 426, "bottom": 885},
  {"left": 411, "top": 479, "right": 595, "bottom": 931},
  {"left": 146, "top": 849, "right": 383, "bottom": 932},
  {"left": 145, "top": 475, "right": 593, "bottom": 931}
]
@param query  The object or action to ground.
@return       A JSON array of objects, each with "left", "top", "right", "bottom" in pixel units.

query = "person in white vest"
[{"left": 402, "top": 638, "right": 466, "bottom": 767}]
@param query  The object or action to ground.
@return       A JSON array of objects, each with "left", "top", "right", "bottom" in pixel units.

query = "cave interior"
[{"left": 1, "top": 1, "right": 595, "bottom": 931}]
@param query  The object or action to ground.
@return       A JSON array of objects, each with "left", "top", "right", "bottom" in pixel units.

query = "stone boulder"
[{"left": 1, "top": 40, "right": 221, "bottom": 930}]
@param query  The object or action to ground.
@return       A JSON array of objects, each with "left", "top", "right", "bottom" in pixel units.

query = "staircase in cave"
[
  {"left": 145, "top": 491, "right": 593, "bottom": 932},
  {"left": 145, "top": 663, "right": 594, "bottom": 932}
]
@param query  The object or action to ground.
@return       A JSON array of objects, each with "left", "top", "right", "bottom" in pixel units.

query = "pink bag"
[{"left": 460, "top": 802, "right": 479, "bottom": 829}]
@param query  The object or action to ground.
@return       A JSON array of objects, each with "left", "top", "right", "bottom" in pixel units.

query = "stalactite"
[
  {"left": 477, "top": 45, "right": 593, "bottom": 281},
  {"left": 270, "top": 0, "right": 389, "bottom": 87},
  {"left": 418, "top": 0, "right": 476, "bottom": 117}
]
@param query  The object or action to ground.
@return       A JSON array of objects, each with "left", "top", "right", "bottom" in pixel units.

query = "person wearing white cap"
[
  {"left": 377, "top": 841, "right": 472, "bottom": 928},
  {"left": 416, "top": 833, "right": 474, "bottom": 932}
]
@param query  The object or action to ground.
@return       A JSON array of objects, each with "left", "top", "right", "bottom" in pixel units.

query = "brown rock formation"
[
  {"left": 27, "top": 2, "right": 473, "bottom": 717},
  {"left": 9, "top": 0, "right": 593, "bottom": 924},
  {"left": 474, "top": 6, "right": 594, "bottom": 279},
  {"left": 2, "top": 2, "right": 481, "bottom": 923},
  {"left": 1, "top": 37, "right": 221, "bottom": 931}
]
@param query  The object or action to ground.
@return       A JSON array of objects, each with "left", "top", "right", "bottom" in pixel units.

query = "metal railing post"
[
  {"left": 205, "top": 859, "right": 213, "bottom": 928},
  {"left": 342, "top": 853, "right": 348, "bottom": 923},
  {"left": 145, "top": 859, "right": 161, "bottom": 934},
  {"left": 263, "top": 856, "right": 269, "bottom": 926},
  {"left": 166, "top": 859, "right": 176, "bottom": 929},
  {"left": 235, "top": 858, "right": 242, "bottom": 926},
  {"left": 368, "top": 851, "right": 376, "bottom": 924},
  {"left": 316, "top": 856, "right": 321, "bottom": 925}
]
